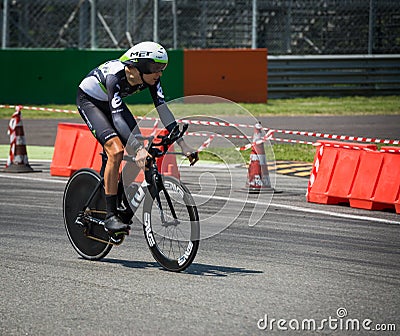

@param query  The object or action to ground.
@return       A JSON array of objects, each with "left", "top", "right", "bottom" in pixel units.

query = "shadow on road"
[
  {"left": 102, "top": 258, "right": 263, "bottom": 277},
  {"left": 185, "top": 263, "right": 264, "bottom": 277}
]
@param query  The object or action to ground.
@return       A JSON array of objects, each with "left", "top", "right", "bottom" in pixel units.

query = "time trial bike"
[{"left": 63, "top": 124, "right": 200, "bottom": 272}]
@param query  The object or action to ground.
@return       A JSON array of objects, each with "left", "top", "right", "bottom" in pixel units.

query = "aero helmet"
[{"left": 119, "top": 41, "right": 168, "bottom": 74}]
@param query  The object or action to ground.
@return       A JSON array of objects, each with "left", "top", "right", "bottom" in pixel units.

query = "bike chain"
[
  {"left": 78, "top": 211, "right": 128, "bottom": 246},
  {"left": 85, "top": 234, "right": 125, "bottom": 246}
]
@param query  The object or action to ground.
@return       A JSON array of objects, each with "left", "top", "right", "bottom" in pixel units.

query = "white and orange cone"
[
  {"left": 246, "top": 123, "right": 272, "bottom": 193},
  {"left": 3, "top": 106, "right": 34, "bottom": 173}
]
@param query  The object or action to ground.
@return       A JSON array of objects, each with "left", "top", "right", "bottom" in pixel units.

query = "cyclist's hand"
[
  {"left": 135, "top": 147, "right": 151, "bottom": 170},
  {"left": 187, "top": 151, "right": 199, "bottom": 166},
  {"left": 178, "top": 140, "right": 199, "bottom": 166}
]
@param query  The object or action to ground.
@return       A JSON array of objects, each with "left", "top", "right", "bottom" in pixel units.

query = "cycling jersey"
[{"left": 77, "top": 59, "right": 176, "bottom": 147}]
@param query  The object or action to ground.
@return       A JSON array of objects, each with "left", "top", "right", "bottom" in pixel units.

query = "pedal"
[
  {"left": 76, "top": 213, "right": 129, "bottom": 246},
  {"left": 75, "top": 212, "right": 106, "bottom": 227},
  {"left": 108, "top": 228, "right": 130, "bottom": 245}
]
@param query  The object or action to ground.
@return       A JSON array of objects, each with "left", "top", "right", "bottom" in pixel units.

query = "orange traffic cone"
[
  {"left": 3, "top": 106, "right": 35, "bottom": 173},
  {"left": 161, "top": 143, "right": 181, "bottom": 179},
  {"left": 245, "top": 123, "right": 272, "bottom": 193}
]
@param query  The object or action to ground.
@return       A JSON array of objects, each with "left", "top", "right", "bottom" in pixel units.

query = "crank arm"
[{"left": 86, "top": 234, "right": 125, "bottom": 246}]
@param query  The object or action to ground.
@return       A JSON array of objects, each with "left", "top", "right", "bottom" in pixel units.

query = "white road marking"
[
  {"left": 1, "top": 173, "right": 399, "bottom": 225},
  {"left": 193, "top": 194, "right": 400, "bottom": 226},
  {"left": 0, "top": 173, "right": 67, "bottom": 184}
]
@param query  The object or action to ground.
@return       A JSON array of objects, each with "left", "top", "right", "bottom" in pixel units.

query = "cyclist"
[{"left": 76, "top": 41, "right": 198, "bottom": 233}]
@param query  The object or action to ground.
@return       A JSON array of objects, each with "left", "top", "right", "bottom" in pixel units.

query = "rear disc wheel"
[{"left": 63, "top": 169, "right": 112, "bottom": 260}]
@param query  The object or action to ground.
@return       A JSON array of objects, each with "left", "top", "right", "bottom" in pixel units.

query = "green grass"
[
  {"left": 242, "top": 96, "right": 400, "bottom": 116},
  {"left": 272, "top": 144, "right": 316, "bottom": 162},
  {"left": 0, "top": 145, "right": 54, "bottom": 160},
  {"left": 1, "top": 96, "right": 399, "bottom": 119},
  {"left": 195, "top": 144, "right": 316, "bottom": 164}
]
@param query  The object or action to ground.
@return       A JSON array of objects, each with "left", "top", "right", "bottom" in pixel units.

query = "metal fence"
[
  {"left": 268, "top": 54, "right": 400, "bottom": 98},
  {"left": 1, "top": 0, "right": 400, "bottom": 54}
]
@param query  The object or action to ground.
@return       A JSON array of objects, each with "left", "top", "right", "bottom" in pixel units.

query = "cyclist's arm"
[
  {"left": 149, "top": 80, "right": 177, "bottom": 133},
  {"left": 149, "top": 81, "right": 198, "bottom": 164}
]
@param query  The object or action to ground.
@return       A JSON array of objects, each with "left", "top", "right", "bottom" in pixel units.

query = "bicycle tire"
[
  {"left": 63, "top": 168, "right": 112, "bottom": 260},
  {"left": 142, "top": 176, "right": 200, "bottom": 272}
]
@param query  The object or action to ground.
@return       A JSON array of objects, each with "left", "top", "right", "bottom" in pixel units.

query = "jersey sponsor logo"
[
  {"left": 111, "top": 92, "right": 122, "bottom": 109},
  {"left": 157, "top": 84, "right": 165, "bottom": 99},
  {"left": 99, "top": 60, "right": 114, "bottom": 74}
]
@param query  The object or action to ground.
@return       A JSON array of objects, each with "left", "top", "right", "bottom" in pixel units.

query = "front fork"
[{"left": 146, "top": 162, "right": 178, "bottom": 226}]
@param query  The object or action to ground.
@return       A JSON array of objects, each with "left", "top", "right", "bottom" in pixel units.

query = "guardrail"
[{"left": 268, "top": 55, "right": 400, "bottom": 99}]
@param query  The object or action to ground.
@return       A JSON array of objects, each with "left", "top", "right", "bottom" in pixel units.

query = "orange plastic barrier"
[
  {"left": 50, "top": 123, "right": 102, "bottom": 176},
  {"left": 184, "top": 48, "right": 267, "bottom": 103},
  {"left": 349, "top": 150, "right": 383, "bottom": 210},
  {"left": 50, "top": 123, "right": 180, "bottom": 180},
  {"left": 307, "top": 141, "right": 377, "bottom": 205},
  {"left": 307, "top": 140, "right": 400, "bottom": 214},
  {"left": 350, "top": 147, "right": 400, "bottom": 213}
]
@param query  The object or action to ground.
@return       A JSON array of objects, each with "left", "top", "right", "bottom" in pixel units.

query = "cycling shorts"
[{"left": 76, "top": 88, "right": 138, "bottom": 146}]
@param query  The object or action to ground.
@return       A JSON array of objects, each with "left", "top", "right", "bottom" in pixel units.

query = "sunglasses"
[{"left": 147, "top": 62, "right": 168, "bottom": 74}]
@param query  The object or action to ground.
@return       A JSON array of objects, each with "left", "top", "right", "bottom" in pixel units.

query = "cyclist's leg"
[
  {"left": 117, "top": 104, "right": 144, "bottom": 206},
  {"left": 103, "top": 137, "right": 124, "bottom": 225},
  {"left": 76, "top": 89, "right": 127, "bottom": 231},
  {"left": 109, "top": 104, "right": 144, "bottom": 223},
  {"left": 103, "top": 137, "right": 123, "bottom": 195}
]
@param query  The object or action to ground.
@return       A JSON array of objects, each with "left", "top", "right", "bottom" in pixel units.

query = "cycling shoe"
[
  {"left": 118, "top": 209, "right": 134, "bottom": 225},
  {"left": 104, "top": 215, "right": 129, "bottom": 232}
]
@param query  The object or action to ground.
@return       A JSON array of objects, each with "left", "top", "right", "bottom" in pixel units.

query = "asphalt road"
[{"left": 0, "top": 162, "right": 399, "bottom": 335}]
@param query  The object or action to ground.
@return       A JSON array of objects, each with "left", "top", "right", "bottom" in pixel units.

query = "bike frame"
[
  {"left": 126, "top": 157, "right": 179, "bottom": 224},
  {"left": 80, "top": 148, "right": 178, "bottom": 226},
  {"left": 84, "top": 123, "right": 189, "bottom": 224}
]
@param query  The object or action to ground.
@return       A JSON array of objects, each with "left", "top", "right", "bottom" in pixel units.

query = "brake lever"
[{"left": 154, "top": 123, "right": 188, "bottom": 147}]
